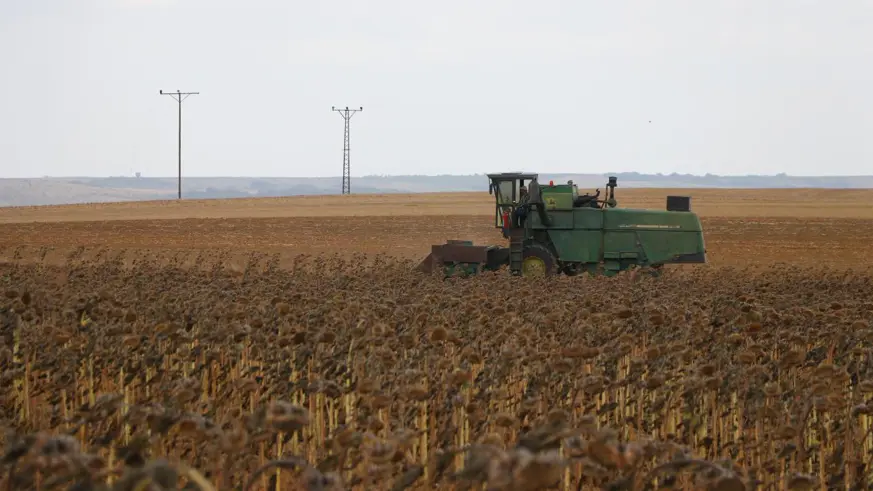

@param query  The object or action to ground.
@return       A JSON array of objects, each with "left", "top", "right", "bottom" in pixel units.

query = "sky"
[{"left": 0, "top": 0, "right": 871, "bottom": 178}]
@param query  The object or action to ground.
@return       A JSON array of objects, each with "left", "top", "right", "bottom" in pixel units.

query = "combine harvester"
[{"left": 417, "top": 173, "right": 706, "bottom": 277}]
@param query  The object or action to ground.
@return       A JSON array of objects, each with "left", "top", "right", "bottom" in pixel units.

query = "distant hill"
[{"left": 1, "top": 172, "right": 871, "bottom": 207}]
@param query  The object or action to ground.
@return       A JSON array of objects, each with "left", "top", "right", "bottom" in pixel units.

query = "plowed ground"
[{"left": 0, "top": 188, "right": 871, "bottom": 269}]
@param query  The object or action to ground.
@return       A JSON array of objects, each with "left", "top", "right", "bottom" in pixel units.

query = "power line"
[
  {"left": 159, "top": 89, "right": 199, "bottom": 199},
  {"left": 331, "top": 106, "right": 363, "bottom": 195}
]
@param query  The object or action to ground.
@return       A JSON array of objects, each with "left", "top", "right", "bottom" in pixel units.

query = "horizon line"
[{"left": 3, "top": 172, "right": 873, "bottom": 179}]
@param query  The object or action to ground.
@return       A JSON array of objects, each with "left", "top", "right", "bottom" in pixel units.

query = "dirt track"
[{"left": 1, "top": 188, "right": 872, "bottom": 269}]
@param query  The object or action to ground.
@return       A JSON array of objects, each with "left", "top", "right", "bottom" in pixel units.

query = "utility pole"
[
  {"left": 159, "top": 89, "right": 199, "bottom": 199},
  {"left": 331, "top": 106, "right": 363, "bottom": 195}
]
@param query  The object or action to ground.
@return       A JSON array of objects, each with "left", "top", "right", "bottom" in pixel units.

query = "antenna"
[
  {"left": 331, "top": 106, "right": 363, "bottom": 195},
  {"left": 159, "top": 89, "right": 199, "bottom": 199}
]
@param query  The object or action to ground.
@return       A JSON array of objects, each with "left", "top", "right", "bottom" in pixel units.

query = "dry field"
[
  {"left": 1, "top": 188, "right": 872, "bottom": 270},
  {"left": 1, "top": 188, "right": 873, "bottom": 490}
]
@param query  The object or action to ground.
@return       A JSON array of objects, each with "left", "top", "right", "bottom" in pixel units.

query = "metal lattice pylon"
[{"left": 331, "top": 106, "right": 363, "bottom": 195}]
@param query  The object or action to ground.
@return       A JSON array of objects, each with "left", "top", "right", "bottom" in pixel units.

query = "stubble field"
[{"left": 1, "top": 188, "right": 873, "bottom": 490}]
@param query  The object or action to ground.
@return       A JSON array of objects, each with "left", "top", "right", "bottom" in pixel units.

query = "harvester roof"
[{"left": 486, "top": 172, "right": 539, "bottom": 180}]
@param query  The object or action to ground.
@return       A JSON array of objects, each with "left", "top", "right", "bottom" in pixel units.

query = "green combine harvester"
[{"left": 416, "top": 173, "right": 706, "bottom": 277}]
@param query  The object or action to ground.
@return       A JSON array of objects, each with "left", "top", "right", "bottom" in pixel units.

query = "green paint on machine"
[{"left": 416, "top": 174, "right": 707, "bottom": 278}]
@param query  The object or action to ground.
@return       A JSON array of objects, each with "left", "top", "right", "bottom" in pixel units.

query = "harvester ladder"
[{"left": 509, "top": 229, "right": 524, "bottom": 275}]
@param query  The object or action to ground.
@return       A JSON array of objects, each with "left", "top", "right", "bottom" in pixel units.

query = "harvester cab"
[
  {"left": 416, "top": 173, "right": 707, "bottom": 278},
  {"left": 486, "top": 172, "right": 538, "bottom": 233}
]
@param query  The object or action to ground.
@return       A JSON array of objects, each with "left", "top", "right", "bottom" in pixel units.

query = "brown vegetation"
[
  {"left": 3, "top": 254, "right": 873, "bottom": 489},
  {"left": 1, "top": 190, "right": 872, "bottom": 489}
]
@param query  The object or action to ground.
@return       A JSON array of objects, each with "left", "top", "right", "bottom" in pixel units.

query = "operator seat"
[{"left": 574, "top": 189, "right": 601, "bottom": 208}]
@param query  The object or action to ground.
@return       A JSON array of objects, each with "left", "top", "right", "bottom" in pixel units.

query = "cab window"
[{"left": 495, "top": 180, "right": 514, "bottom": 205}]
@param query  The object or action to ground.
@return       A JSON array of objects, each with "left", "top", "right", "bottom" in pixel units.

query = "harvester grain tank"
[{"left": 416, "top": 173, "right": 706, "bottom": 277}]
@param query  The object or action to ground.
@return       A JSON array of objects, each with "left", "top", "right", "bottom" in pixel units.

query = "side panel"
[
  {"left": 531, "top": 200, "right": 605, "bottom": 230},
  {"left": 547, "top": 230, "right": 602, "bottom": 263},
  {"left": 602, "top": 231, "right": 638, "bottom": 260},
  {"left": 601, "top": 209, "right": 705, "bottom": 264},
  {"left": 529, "top": 206, "right": 705, "bottom": 266},
  {"left": 540, "top": 184, "right": 575, "bottom": 211},
  {"left": 636, "top": 230, "right": 706, "bottom": 264},
  {"left": 573, "top": 208, "right": 604, "bottom": 229},
  {"left": 530, "top": 210, "right": 574, "bottom": 229},
  {"left": 542, "top": 208, "right": 605, "bottom": 263},
  {"left": 543, "top": 193, "right": 574, "bottom": 210},
  {"left": 602, "top": 209, "right": 702, "bottom": 231}
]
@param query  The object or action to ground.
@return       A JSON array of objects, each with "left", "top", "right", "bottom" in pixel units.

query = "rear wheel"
[{"left": 521, "top": 244, "right": 557, "bottom": 277}]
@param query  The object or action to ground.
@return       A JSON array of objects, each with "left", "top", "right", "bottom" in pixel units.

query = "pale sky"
[{"left": 1, "top": 0, "right": 871, "bottom": 178}]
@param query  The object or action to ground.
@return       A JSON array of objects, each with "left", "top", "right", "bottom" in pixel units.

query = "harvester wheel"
[{"left": 521, "top": 244, "right": 557, "bottom": 277}]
